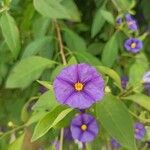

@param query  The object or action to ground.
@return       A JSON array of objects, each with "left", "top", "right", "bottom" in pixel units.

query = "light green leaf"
[
  {"left": 101, "top": 32, "right": 119, "bottom": 67},
  {"left": 68, "top": 56, "right": 78, "bottom": 65},
  {"left": 100, "top": 9, "right": 115, "bottom": 25},
  {"left": 33, "top": 0, "right": 70, "bottom": 19},
  {"left": 0, "top": 12, "right": 20, "bottom": 58},
  {"left": 96, "top": 94, "right": 136, "bottom": 150},
  {"left": 22, "top": 37, "right": 52, "bottom": 58},
  {"left": 37, "top": 80, "right": 53, "bottom": 90},
  {"left": 63, "top": 28, "right": 87, "bottom": 51},
  {"left": 129, "top": 53, "right": 148, "bottom": 87},
  {"left": 96, "top": 66, "right": 122, "bottom": 90},
  {"left": 33, "top": 90, "right": 58, "bottom": 111},
  {"left": 91, "top": 7, "right": 105, "bottom": 37},
  {"left": 6, "top": 56, "right": 56, "bottom": 88},
  {"left": 123, "top": 94, "right": 150, "bottom": 111},
  {"left": 8, "top": 134, "right": 24, "bottom": 150},
  {"left": 31, "top": 106, "right": 73, "bottom": 141},
  {"left": 61, "top": 0, "right": 81, "bottom": 22}
]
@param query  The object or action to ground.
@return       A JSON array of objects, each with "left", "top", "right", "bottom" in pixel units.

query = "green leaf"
[
  {"left": 100, "top": 10, "right": 115, "bottom": 25},
  {"left": 91, "top": 7, "right": 105, "bottom": 37},
  {"left": 22, "top": 37, "right": 52, "bottom": 58},
  {"left": 75, "top": 51, "right": 102, "bottom": 66},
  {"left": 8, "top": 134, "right": 24, "bottom": 150},
  {"left": 31, "top": 106, "right": 73, "bottom": 141},
  {"left": 101, "top": 32, "right": 119, "bottom": 67},
  {"left": 0, "top": 12, "right": 20, "bottom": 58},
  {"left": 123, "top": 94, "right": 150, "bottom": 111},
  {"left": 61, "top": 0, "right": 81, "bottom": 22},
  {"left": 6, "top": 56, "right": 56, "bottom": 89},
  {"left": 33, "top": 0, "right": 70, "bottom": 19},
  {"left": 96, "top": 66, "right": 122, "bottom": 90},
  {"left": 37, "top": 80, "right": 53, "bottom": 90},
  {"left": 63, "top": 28, "right": 87, "bottom": 51},
  {"left": 96, "top": 94, "right": 136, "bottom": 150},
  {"left": 33, "top": 90, "right": 58, "bottom": 111},
  {"left": 129, "top": 53, "right": 148, "bottom": 87},
  {"left": 68, "top": 56, "right": 78, "bottom": 65}
]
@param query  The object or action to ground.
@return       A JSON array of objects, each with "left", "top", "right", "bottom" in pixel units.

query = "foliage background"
[{"left": 0, "top": 0, "right": 150, "bottom": 149}]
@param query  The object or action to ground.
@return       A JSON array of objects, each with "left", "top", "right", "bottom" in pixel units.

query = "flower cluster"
[
  {"left": 53, "top": 63, "right": 104, "bottom": 142},
  {"left": 116, "top": 14, "right": 143, "bottom": 54}
]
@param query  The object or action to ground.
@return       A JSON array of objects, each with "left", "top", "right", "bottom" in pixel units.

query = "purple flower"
[
  {"left": 125, "top": 14, "right": 138, "bottom": 31},
  {"left": 124, "top": 38, "right": 143, "bottom": 53},
  {"left": 121, "top": 76, "right": 128, "bottom": 89},
  {"left": 111, "top": 139, "right": 121, "bottom": 149},
  {"left": 70, "top": 113, "right": 99, "bottom": 142},
  {"left": 53, "top": 64, "right": 104, "bottom": 109},
  {"left": 53, "top": 140, "right": 60, "bottom": 150},
  {"left": 142, "top": 71, "right": 150, "bottom": 95},
  {"left": 64, "top": 127, "right": 73, "bottom": 141},
  {"left": 134, "top": 122, "right": 146, "bottom": 140}
]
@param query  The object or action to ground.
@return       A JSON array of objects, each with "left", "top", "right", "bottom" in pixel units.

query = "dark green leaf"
[{"left": 96, "top": 94, "right": 136, "bottom": 150}]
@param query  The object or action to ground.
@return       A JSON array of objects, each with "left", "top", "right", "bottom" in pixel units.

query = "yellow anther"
[
  {"left": 74, "top": 82, "right": 84, "bottom": 91},
  {"left": 81, "top": 124, "right": 87, "bottom": 131},
  {"left": 131, "top": 42, "right": 136, "bottom": 48}
]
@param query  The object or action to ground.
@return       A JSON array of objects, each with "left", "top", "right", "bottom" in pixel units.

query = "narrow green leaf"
[
  {"left": 123, "top": 94, "right": 150, "bottom": 111},
  {"left": 6, "top": 56, "right": 56, "bottom": 88},
  {"left": 63, "top": 28, "right": 87, "bottom": 51},
  {"left": 0, "top": 12, "right": 20, "bottom": 58},
  {"left": 91, "top": 7, "right": 105, "bottom": 37},
  {"left": 31, "top": 106, "right": 73, "bottom": 141},
  {"left": 33, "top": 90, "right": 58, "bottom": 111},
  {"left": 100, "top": 10, "right": 115, "bottom": 25},
  {"left": 96, "top": 66, "right": 122, "bottom": 90},
  {"left": 37, "top": 80, "right": 53, "bottom": 90},
  {"left": 22, "top": 37, "right": 52, "bottom": 58},
  {"left": 96, "top": 94, "right": 136, "bottom": 150},
  {"left": 101, "top": 32, "right": 119, "bottom": 67},
  {"left": 33, "top": 0, "right": 71, "bottom": 19}
]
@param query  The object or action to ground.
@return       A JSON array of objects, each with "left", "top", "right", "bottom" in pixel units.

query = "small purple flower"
[
  {"left": 53, "top": 140, "right": 60, "bottom": 150},
  {"left": 124, "top": 38, "right": 143, "bottom": 53},
  {"left": 134, "top": 122, "right": 146, "bottom": 140},
  {"left": 111, "top": 139, "right": 121, "bottom": 149},
  {"left": 142, "top": 71, "right": 150, "bottom": 95},
  {"left": 70, "top": 113, "right": 99, "bottom": 142},
  {"left": 125, "top": 14, "right": 138, "bottom": 31},
  {"left": 53, "top": 64, "right": 104, "bottom": 109},
  {"left": 121, "top": 76, "right": 128, "bottom": 89},
  {"left": 64, "top": 127, "right": 73, "bottom": 141}
]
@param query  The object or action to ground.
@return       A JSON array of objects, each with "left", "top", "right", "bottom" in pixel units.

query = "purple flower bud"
[
  {"left": 64, "top": 127, "right": 73, "bottom": 141},
  {"left": 124, "top": 38, "right": 143, "bottom": 53},
  {"left": 70, "top": 113, "right": 99, "bottom": 142},
  {"left": 39, "top": 85, "right": 47, "bottom": 94},
  {"left": 111, "top": 139, "right": 121, "bottom": 149},
  {"left": 134, "top": 122, "right": 146, "bottom": 140},
  {"left": 121, "top": 76, "right": 128, "bottom": 89},
  {"left": 116, "top": 17, "right": 122, "bottom": 25},
  {"left": 125, "top": 14, "right": 138, "bottom": 31},
  {"left": 53, "top": 64, "right": 104, "bottom": 109},
  {"left": 142, "top": 71, "right": 150, "bottom": 95}
]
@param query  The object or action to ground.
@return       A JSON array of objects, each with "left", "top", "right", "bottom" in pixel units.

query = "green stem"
[{"left": 60, "top": 128, "right": 64, "bottom": 150}]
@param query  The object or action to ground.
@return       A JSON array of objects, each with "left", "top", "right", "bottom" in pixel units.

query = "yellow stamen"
[
  {"left": 128, "top": 21, "right": 134, "bottom": 26},
  {"left": 74, "top": 82, "right": 84, "bottom": 91},
  {"left": 81, "top": 124, "right": 87, "bottom": 131},
  {"left": 131, "top": 42, "right": 136, "bottom": 48}
]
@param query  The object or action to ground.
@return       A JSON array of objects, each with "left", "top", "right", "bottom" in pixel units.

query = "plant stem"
[
  {"left": 60, "top": 128, "right": 64, "bottom": 150},
  {"left": 54, "top": 19, "right": 67, "bottom": 65}
]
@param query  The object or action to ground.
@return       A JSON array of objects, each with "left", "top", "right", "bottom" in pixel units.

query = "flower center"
[
  {"left": 81, "top": 124, "right": 87, "bottom": 131},
  {"left": 131, "top": 42, "right": 136, "bottom": 48},
  {"left": 74, "top": 82, "right": 84, "bottom": 91},
  {"left": 135, "top": 128, "right": 139, "bottom": 133},
  {"left": 128, "top": 21, "right": 134, "bottom": 26}
]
